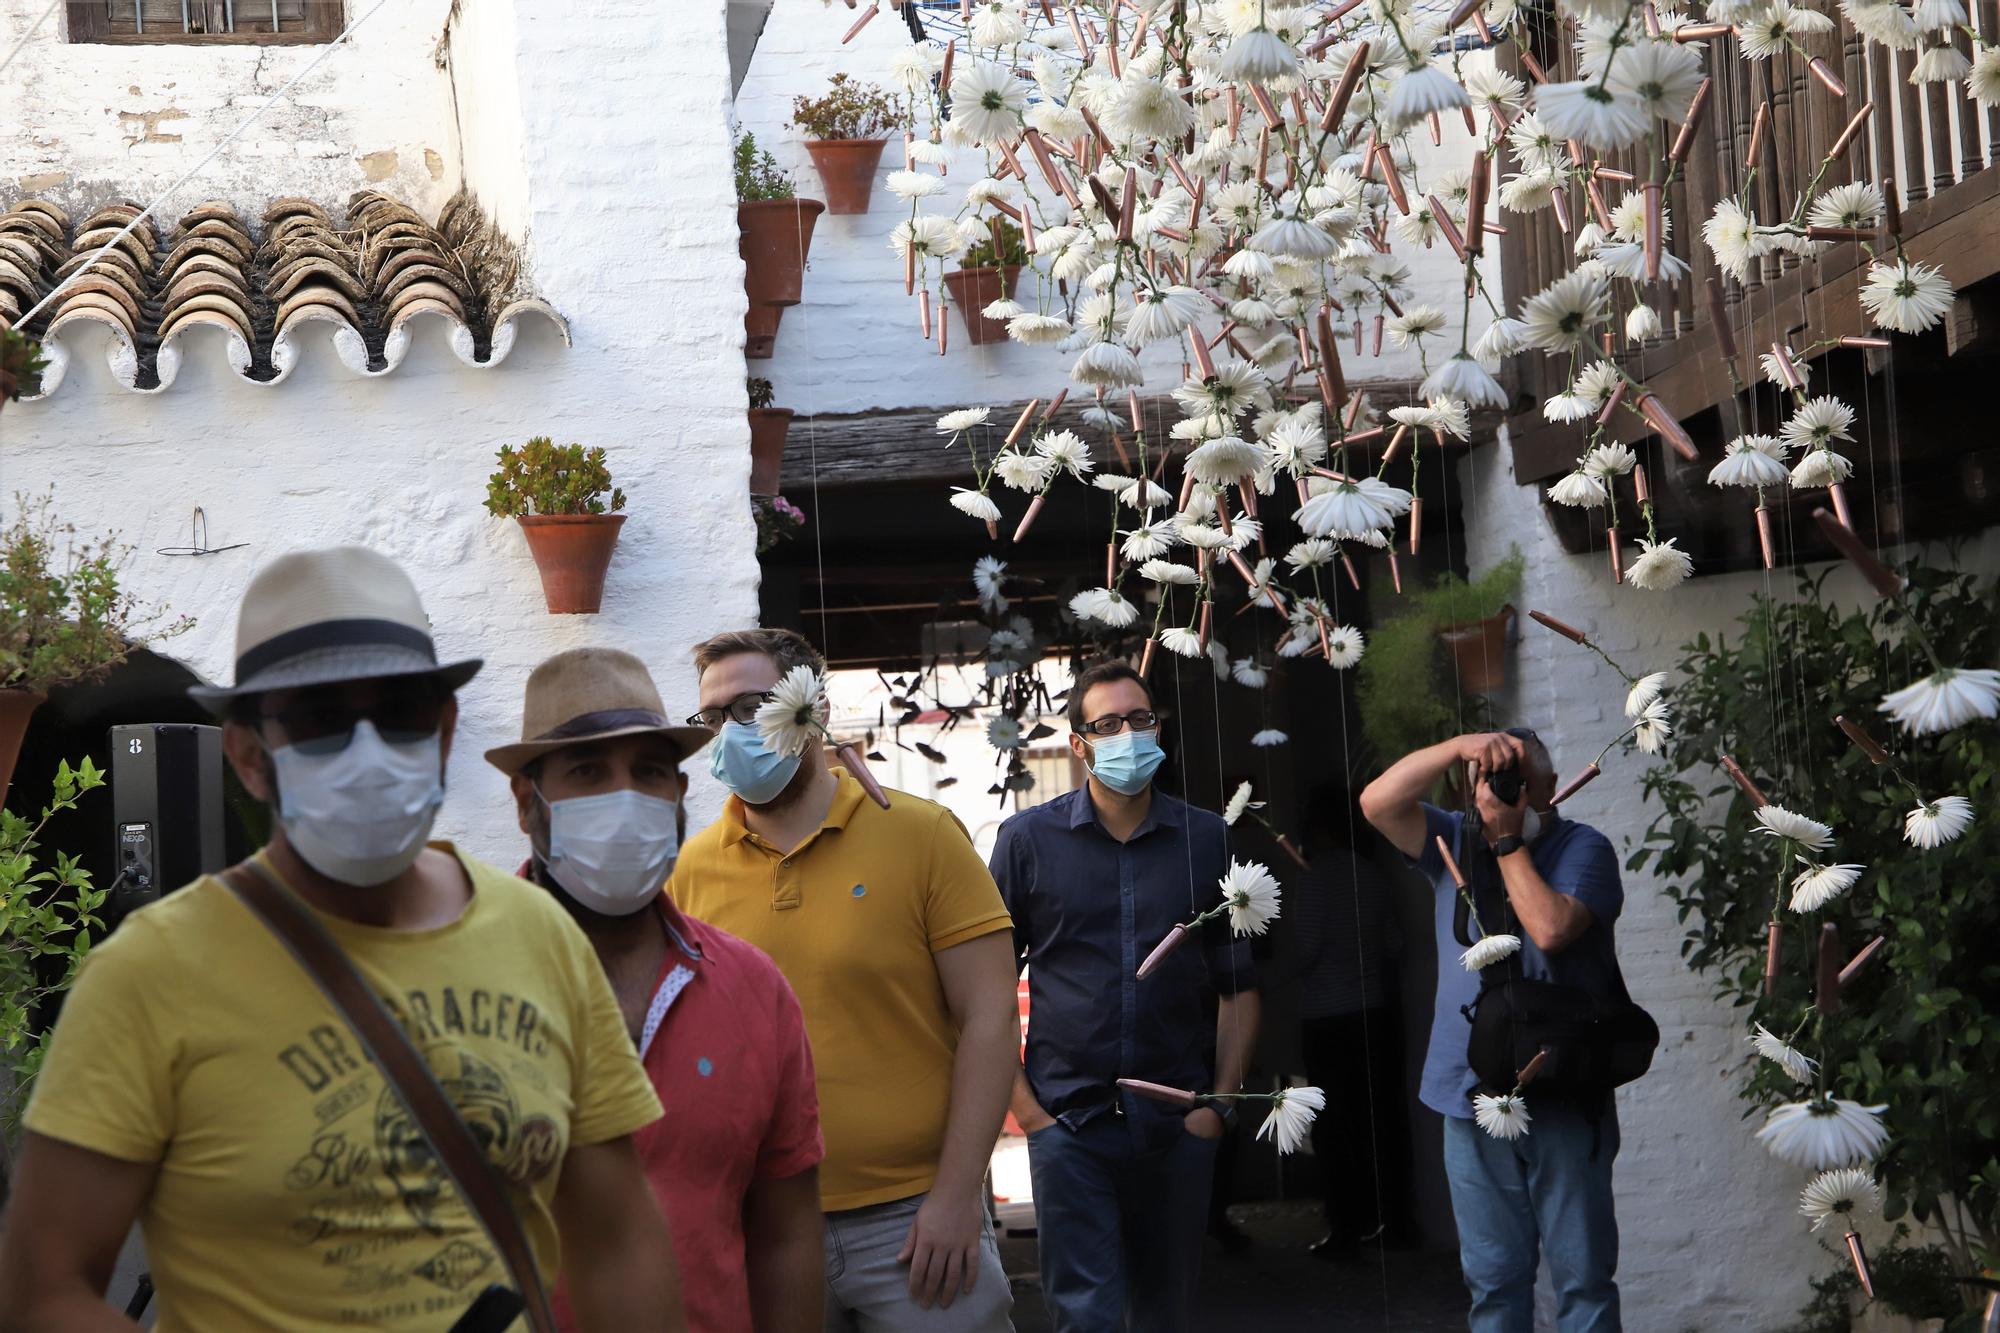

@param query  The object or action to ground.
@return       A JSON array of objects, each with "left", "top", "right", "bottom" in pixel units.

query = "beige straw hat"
[{"left": 484, "top": 647, "right": 711, "bottom": 775}]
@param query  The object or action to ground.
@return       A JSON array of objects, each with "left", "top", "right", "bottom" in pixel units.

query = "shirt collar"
[
  {"left": 1066, "top": 785, "right": 1185, "bottom": 837},
  {"left": 517, "top": 855, "right": 705, "bottom": 963},
  {"left": 718, "top": 768, "right": 867, "bottom": 849}
]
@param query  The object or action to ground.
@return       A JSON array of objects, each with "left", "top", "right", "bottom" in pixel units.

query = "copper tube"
[
  {"left": 1584, "top": 177, "right": 1613, "bottom": 232},
  {"left": 1706, "top": 277, "right": 1737, "bottom": 361},
  {"left": 1845, "top": 1233, "right": 1875, "bottom": 1298},
  {"left": 1607, "top": 524, "right": 1624, "bottom": 582},
  {"left": 1178, "top": 469, "right": 1199, "bottom": 513},
  {"left": 1835, "top": 714, "right": 1892, "bottom": 765},
  {"left": 1805, "top": 225, "right": 1876, "bottom": 240},
  {"left": 1379, "top": 146, "right": 1410, "bottom": 214},
  {"left": 1078, "top": 105, "right": 1115, "bottom": 155},
  {"left": 1104, "top": 11, "right": 1120, "bottom": 77},
  {"left": 1462, "top": 104, "right": 1478, "bottom": 135},
  {"left": 1381, "top": 422, "right": 1413, "bottom": 465},
  {"left": 1839, "top": 334, "right": 1891, "bottom": 348},
  {"left": 1466, "top": 153, "right": 1489, "bottom": 257},
  {"left": 840, "top": 2, "right": 878, "bottom": 42},
  {"left": 1321, "top": 41, "right": 1370, "bottom": 132},
  {"left": 1882, "top": 177, "right": 1902, "bottom": 236},
  {"left": 1670, "top": 79, "right": 1712, "bottom": 162},
  {"left": 1808, "top": 56, "right": 1847, "bottom": 97},
  {"left": 1256, "top": 125, "right": 1272, "bottom": 187},
  {"left": 1435, "top": 835, "right": 1469, "bottom": 890},
  {"left": 1319, "top": 310, "right": 1349, "bottom": 407},
  {"left": 1764, "top": 922, "right": 1783, "bottom": 997},
  {"left": 1596, "top": 377, "right": 1629, "bottom": 429},
  {"left": 1117, "top": 1073, "right": 1198, "bottom": 1102},
  {"left": 1106, "top": 543, "right": 1118, "bottom": 590},
  {"left": 1634, "top": 463, "right": 1651, "bottom": 506},
  {"left": 1087, "top": 173, "right": 1119, "bottom": 220},
  {"left": 1127, "top": 389, "right": 1144, "bottom": 434},
  {"left": 1406, "top": 495, "right": 1423, "bottom": 555},
  {"left": 1276, "top": 834, "right": 1310, "bottom": 870},
  {"left": 1746, "top": 102, "right": 1770, "bottom": 175},
  {"left": 918, "top": 288, "right": 932, "bottom": 338},
  {"left": 1228, "top": 550, "right": 1281, "bottom": 614},
  {"left": 1066, "top": 6, "right": 1092, "bottom": 61},
  {"left": 1472, "top": 9, "right": 1494, "bottom": 42},
  {"left": 1672, "top": 21, "right": 1734, "bottom": 39},
  {"left": 1139, "top": 636, "right": 1156, "bottom": 677},
  {"left": 904, "top": 242, "right": 916, "bottom": 296},
  {"left": 1829, "top": 101, "right": 1875, "bottom": 160},
  {"left": 1644, "top": 1, "right": 1661, "bottom": 36},
  {"left": 1040, "top": 389, "right": 1068, "bottom": 422},
  {"left": 1152, "top": 225, "right": 1190, "bottom": 242},
  {"left": 1756, "top": 505, "right": 1776, "bottom": 569},
  {"left": 1337, "top": 551, "right": 1361, "bottom": 591},
  {"left": 1519, "top": 49, "right": 1549, "bottom": 83},
  {"left": 1549, "top": 186, "right": 1572, "bottom": 233},
  {"left": 1429, "top": 195, "right": 1468, "bottom": 259},
  {"left": 938, "top": 303, "right": 949, "bottom": 355},
  {"left": 1637, "top": 393, "right": 1699, "bottom": 461},
  {"left": 1515, "top": 1049, "right": 1550, "bottom": 1088},
  {"left": 1197, "top": 601, "right": 1214, "bottom": 654},
  {"left": 1386, "top": 550, "right": 1402, "bottom": 594},
  {"left": 1024, "top": 129, "right": 1076, "bottom": 204},
  {"left": 1296, "top": 476, "right": 1312, "bottom": 507},
  {"left": 1593, "top": 165, "right": 1637, "bottom": 182},
  {"left": 1249, "top": 84, "right": 1283, "bottom": 135},
  {"left": 1227, "top": 87, "right": 1242, "bottom": 140},
  {"left": 1828, "top": 480, "right": 1854, "bottom": 529},
  {"left": 1373, "top": 314, "right": 1386, "bottom": 355},
  {"left": 985, "top": 517, "right": 999, "bottom": 540},
  {"left": 988, "top": 198, "right": 1025, "bottom": 224},
  {"left": 1108, "top": 431, "right": 1132, "bottom": 471},
  {"left": 1118, "top": 170, "right": 1138, "bottom": 243},
  {"left": 1012, "top": 492, "right": 1046, "bottom": 543},
  {"left": 902, "top": 130, "right": 916, "bottom": 171},
  {"left": 1162, "top": 154, "right": 1197, "bottom": 198},
  {"left": 1446, "top": 0, "right": 1482, "bottom": 28},
  {"left": 1812, "top": 507, "right": 1906, "bottom": 598},
  {"left": 1529, "top": 610, "right": 1589, "bottom": 643},
  {"left": 1718, "top": 753, "right": 1770, "bottom": 807},
  {"left": 1768, "top": 343, "right": 1804, "bottom": 390},
  {"left": 1238, "top": 479, "right": 1260, "bottom": 522},
  {"left": 1428, "top": 110, "right": 1443, "bottom": 147},
  {"left": 1189, "top": 328, "right": 1216, "bottom": 380},
  {"left": 1317, "top": 617, "right": 1332, "bottom": 661},
  {"left": 833, "top": 742, "right": 892, "bottom": 809},
  {"left": 1816, "top": 923, "right": 1843, "bottom": 1015},
  {"left": 1839, "top": 935, "right": 1887, "bottom": 991},
  {"left": 1214, "top": 500, "right": 1234, "bottom": 537},
  {"left": 1551, "top": 762, "right": 1602, "bottom": 807}
]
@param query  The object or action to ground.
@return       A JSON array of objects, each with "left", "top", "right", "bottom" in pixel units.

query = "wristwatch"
[
  {"left": 1205, "top": 1095, "right": 1240, "bottom": 1128},
  {"left": 1490, "top": 834, "right": 1527, "bottom": 858}
]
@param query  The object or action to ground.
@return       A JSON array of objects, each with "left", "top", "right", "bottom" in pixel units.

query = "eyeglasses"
[
  {"left": 1079, "top": 709, "right": 1159, "bottom": 737},
  {"left": 258, "top": 691, "right": 447, "bottom": 756},
  {"left": 685, "top": 691, "right": 776, "bottom": 732}
]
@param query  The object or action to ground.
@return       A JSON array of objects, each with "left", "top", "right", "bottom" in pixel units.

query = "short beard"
[{"left": 744, "top": 752, "right": 820, "bottom": 813}]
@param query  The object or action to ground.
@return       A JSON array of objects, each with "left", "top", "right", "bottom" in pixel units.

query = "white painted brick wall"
[{"left": 0, "top": 0, "right": 758, "bottom": 851}]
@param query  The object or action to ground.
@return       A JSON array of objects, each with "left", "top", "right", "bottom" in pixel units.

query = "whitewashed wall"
[
  {"left": 0, "top": 0, "right": 758, "bottom": 851},
  {"left": 1461, "top": 431, "right": 2000, "bottom": 1330},
  {"left": 733, "top": 0, "right": 1499, "bottom": 418}
]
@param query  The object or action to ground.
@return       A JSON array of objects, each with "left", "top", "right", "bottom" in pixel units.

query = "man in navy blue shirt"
[
  {"left": 1360, "top": 729, "right": 1626, "bottom": 1333},
  {"left": 989, "top": 660, "right": 1261, "bottom": 1333}
]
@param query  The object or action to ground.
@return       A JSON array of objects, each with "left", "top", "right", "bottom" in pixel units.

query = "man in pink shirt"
[{"left": 488, "top": 647, "right": 825, "bottom": 1333}]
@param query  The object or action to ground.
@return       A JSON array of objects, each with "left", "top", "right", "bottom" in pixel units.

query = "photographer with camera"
[{"left": 1360, "top": 729, "right": 1636, "bottom": 1333}]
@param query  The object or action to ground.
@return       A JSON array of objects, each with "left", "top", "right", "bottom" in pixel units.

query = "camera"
[{"left": 1486, "top": 765, "right": 1523, "bottom": 806}]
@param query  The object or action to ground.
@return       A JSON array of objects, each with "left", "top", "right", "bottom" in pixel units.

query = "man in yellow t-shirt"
[
  {"left": 0, "top": 547, "right": 683, "bottom": 1333},
  {"left": 671, "top": 628, "right": 1019, "bottom": 1332}
]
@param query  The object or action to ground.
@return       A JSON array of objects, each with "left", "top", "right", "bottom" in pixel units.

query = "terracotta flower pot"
[
  {"left": 738, "top": 198, "right": 825, "bottom": 308},
  {"left": 1437, "top": 604, "right": 1516, "bottom": 693},
  {"left": 745, "top": 303, "right": 786, "bottom": 361},
  {"left": 804, "top": 138, "right": 889, "bottom": 215},
  {"left": 941, "top": 265, "right": 1023, "bottom": 345},
  {"left": 0, "top": 687, "right": 47, "bottom": 803},
  {"left": 516, "top": 514, "right": 626, "bottom": 615},
  {"left": 749, "top": 407, "right": 794, "bottom": 495}
]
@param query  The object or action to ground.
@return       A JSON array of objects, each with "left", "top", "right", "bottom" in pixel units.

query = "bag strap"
[{"left": 220, "top": 860, "right": 558, "bottom": 1333}]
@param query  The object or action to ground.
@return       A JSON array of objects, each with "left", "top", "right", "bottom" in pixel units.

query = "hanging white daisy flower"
[
  {"left": 1232, "top": 657, "right": 1270, "bottom": 688},
  {"left": 1121, "top": 521, "right": 1180, "bottom": 561},
  {"left": 1535, "top": 79, "right": 1649, "bottom": 149},
  {"left": 1626, "top": 304, "right": 1663, "bottom": 341},
  {"left": 1421, "top": 353, "right": 1510, "bottom": 409},
  {"left": 908, "top": 137, "right": 954, "bottom": 168},
  {"left": 938, "top": 406, "right": 993, "bottom": 434},
  {"left": 1247, "top": 214, "right": 1340, "bottom": 259},
  {"left": 755, "top": 665, "right": 827, "bottom": 759},
  {"left": 1008, "top": 312, "right": 1074, "bottom": 345},
  {"left": 1800, "top": 1168, "right": 1880, "bottom": 1232},
  {"left": 1295, "top": 480, "right": 1394, "bottom": 541},
  {"left": 1141, "top": 558, "right": 1200, "bottom": 585},
  {"left": 1545, "top": 391, "right": 1594, "bottom": 423},
  {"left": 892, "top": 214, "right": 969, "bottom": 264},
  {"left": 1756, "top": 804, "right": 1835, "bottom": 850},
  {"left": 1256, "top": 1085, "right": 1327, "bottom": 1154},
  {"left": 1585, "top": 441, "right": 1639, "bottom": 479},
  {"left": 1843, "top": 0, "right": 1922, "bottom": 45},
  {"left": 1186, "top": 436, "right": 1264, "bottom": 486},
  {"left": 1034, "top": 429, "right": 1094, "bottom": 479},
  {"left": 1217, "top": 26, "right": 1300, "bottom": 83},
  {"left": 1103, "top": 475, "right": 1175, "bottom": 510},
  {"left": 951, "top": 488, "right": 1002, "bottom": 521},
  {"left": 1703, "top": 199, "right": 1761, "bottom": 283},
  {"left": 1108, "top": 74, "right": 1195, "bottom": 141},
  {"left": 1790, "top": 858, "right": 1866, "bottom": 913},
  {"left": 1475, "top": 317, "right": 1532, "bottom": 360},
  {"left": 1751, "top": 1023, "right": 1819, "bottom": 1083},
  {"left": 1250, "top": 729, "right": 1288, "bottom": 747},
  {"left": 1461, "top": 933, "right": 1523, "bottom": 971},
  {"left": 1625, "top": 672, "right": 1668, "bottom": 718},
  {"left": 969, "top": 1, "right": 1027, "bottom": 48},
  {"left": 973, "top": 555, "right": 1009, "bottom": 612},
  {"left": 1520, "top": 270, "right": 1613, "bottom": 352},
  {"left": 1807, "top": 182, "right": 1885, "bottom": 231},
  {"left": 1550, "top": 470, "right": 1610, "bottom": 508},
  {"left": 1630, "top": 698, "right": 1675, "bottom": 751},
  {"left": 1912, "top": 41, "right": 1972, "bottom": 82},
  {"left": 1474, "top": 1091, "right": 1533, "bottom": 1140},
  {"left": 1789, "top": 448, "right": 1854, "bottom": 489},
  {"left": 1263, "top": 416, "right": 1329, "bottom": 474},
  {"left": 1880, "top": 667, "right": 2000, "bottom": 734},
  {"left": 1160, "top": 626, "right": 1207, "bottom": 657},
  {"left": 1970, "top": 43, "right": 2000, "bottom": 103},
  {"left": 1779, "top": 397, "right": 1856, "bottom": 452},
  {"left": 1070, "top": 587, "right": 1140, "bottom": 628},
  {"left": 1603, "top": 38, "right": 1706, "bottom": 121},
  {"left": 949, "top": 60, "right": 1029, "bottom": 144},
  {"left": 983, "top": 297, "right": 1025, "bottom": 320},
  {"left": 1325, "top": 625, "right": 1366, "bottom": 669},
  {"left": 1386, "top": 62, "right": 1474, "bottom": 128},
  {"left": 1756, "top": 1097, "right": 1890, "bottom": 1169},
  {"left": 1859, "top": 257, "right": 1956, "bottom": 333},
  {"left": 1284, "top": 538, "right": 1336, "bottom": 572},
  {"left": 993, "top": 450, "right": 1056, "bottom": 492},
  {"left": 886, "top": 169, "right": 946, "bottom": 201},
  {"left": 1710, "top": 434, "right": 1792, "bottom": 488},
  {"left": 987, "top": 712, "right": 1024, "bottom": 750},
  {"left": 1625, "top": 539, "right": 1695, "bottom": 591},
  {"left": 1904, "top": 794, "right": 1973, "bottom": 849},
  {"left": 1071, "top": 339, "right": 1145, "bottom": 389},
  {"left": 1219, "top": 859, "right": 1283, "bottom": 934}
]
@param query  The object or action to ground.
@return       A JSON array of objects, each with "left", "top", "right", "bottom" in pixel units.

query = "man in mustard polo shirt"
[{"left": 671, "top": 628, "right": 1020, "bottom": 1333}]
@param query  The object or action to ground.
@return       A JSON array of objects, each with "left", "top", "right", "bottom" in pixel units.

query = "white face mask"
[
  {"left": 1521, "top": 806, "right": 1546, "bottom": 843},
  {"left": 542, "top": 788, "right": 680, "bottom": 917},
  {"left": 270, "top": 720, "right": 445, "bottom": 887}
]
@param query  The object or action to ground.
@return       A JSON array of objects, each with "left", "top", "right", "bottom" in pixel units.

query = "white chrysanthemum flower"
[
  {"left": 909, "top": 137, "right": 954, "bottom": 167},
  {"left": 1536, "top": 78, "right": 1648, "bottom": 148},
  {"left": 1250, "top": 729, "right": 1288, "bottom": 747},
  {"left": 1069, "top": 587, "right": 1139, "bottom": 628},
  {"left": 1283, "top": 539, "right": 1335, "bottom": 572},
  {"left": 1791, "top": 858, "right": 1865, "bottom": 913},
  {"left": 1756, "top": 804, "right": 1835, "bottom": 850},
  {"left": 1325, "top": 625, "right": 1365, "bottom": 668},
  {"left": 1475, "top": 317, "right": 1531, "bottom": 361},
  {"left": 755, "top": 665, "right": 826, "bottom": 759},
  {"left": 1217, "top": 26, "right": 1300, "bottom": 83},
  {"left": 949, "top": 60, "right": 1028, "bottom": 144},
  {"left": 886, "top": 169, "right": 946, "bottom": 201},
  {"left": 1912, "top": 41, "right": 1972, "bottom": 82},
  {"left": 987, "top": 712, "right": 1023, "bottom": 750},
  {"left": 1757, "top": 1097, "right": 1890, "bottom": 1169},
  {"left": 891, "top": 214, "right": 969, "bottom": 263},
  {"left": 1780, "top": 396, "right": 1856, "bottom": 452},
  {"left": 1843, "top": 0, "right": 1922, "bottom": 45},
  {"left": 1520, "top": 270, "right": 1613, "bottom": 351},
  {"left": 938, "top": 406, "right": 992, "bottom": 434},
  {"left": 1474, "top": 1092, "right": 1533, "bottom": 1140},
  {"left": 1248, "top": 214, "right": 1340, "bottom": 259},
  {"left": 970, "top": 1, "right": 1027, "bottom": 47},
  {"left": 1159, "top": 626, "right": 1206, "bottom": 657},
  {"left": 1461, "top": 933, "right": 1523, "bottom": 971},
  {"left": 888, "top": 44, "right": 943, "bottom": 91},
  {"left": 1630, "top": 699, "right": 1675, "bottom": 752},
  {"left": 1140, "top": 557, "right": 1199, "bottom": 585},
  {"left": 1800, "top": 1168, "right": 1879, "bottom": 1232},
  {"left": 993, "top": 449, "right": 1056, "bottom": 492},
  {"left": 1860, "top": 258, "right": 1956, "bottom": 333},
  {"left": 1880, "top": 667, "right": 2000, "bottom": 734},
  {"left": 1789, "top": 448, "right": 1853, "bottom": 488},
  {"left": 1751, "top": 1023, "right": 1819, "bottom": 1083},
  {"left": 1186, "top": 436, "right": 1263, "bottom": 487},
  {"left": 1624, "top": 304, "right": 1661, "bottom": 342},
  {"left": 1740, "top": 0, "right": 1833, "bottom": 59},
  {"left": 1421, "top": 353, "right": 1509, "bottom": 409},
  {"left": 1008, "top": 312, "right": 1073, "bottom": 345},
  {"left": 1232, "top": 657, "right": 1269, "bottom": 689},
  {"left": 1585, "top": 441, "right": 1638, "bottom": 479},
  {"left": 973, "top": 555, "right": 1008, "bottom": 612},
  {"left": 964, "top": 176, "right": 1015, "bottom": 211},
  {"left": 1904, "top": 794, "right": 1973, "bottom": 849},
  {"left": 1761, "top": 348, "right": 1811, "bottom": 387},
  {"left": 1709, "top": 434, "right": 1791, "bottom": 488},
  {"left": 1625, "top": 538, "right": 1694, "bottom": 591},
  {"left": 982, "top": 297, "right": 1024, "bottom": 321},
  {"left": 1108, "top": 74, "right": 1195, "bottom": 141},
  {"left": 1913, "top": 0, "right": 1968, "bottom": 32},
  {"left": 1223, "top": 779, "right": 1256, "bottom": 825},
  {"left": 1387, "top": 303, "right": 1449, "bottom": 348},
  {"left": 1256, "top": 1085, "right": 1327, "bottom": 1154},
  {"left": 1970, "top": 43, "right": 2000, "bottom": 103},
  {"left": 950, "top": 488, "right": 1002, "bottom": 521},
  {"left": 1386, "top": 62, "right": 1473, "bottom": 128},
  {"left": 1549, "top": 470, "right": 1610, "bottom": 508},
  {"left": 1604, "top": 38, "right": 1706, "bottom": 121},
  {"left": 1263, "top": 417, "right": 1328, "bottom": 474},
  {"left": 1808, "top": 182, "right": 1885, "bottom": 231},
  {"left": 1034, "top": 429, "right": 1093, "bottom": 478},
  {"left": 1295, "top": 480, "right": 1394, "bottom": 541},
  {"left": 1118, "top": 521, "right": 1177, "bottom": 562},
  {"left": 1219, "top": 859, "right": 1283, "bottom": 934},
  {"left": 1548, "top": 395, "right": 1593, "bottom": 426},
  {"left": 1465, "top": 62, "right": 1528, "bottom": 113},
  {"left": 1703, "top": 199, "right": 1760, "bottom": 283},
  {"left": 1625, "top": 672, "right": 1668, "bottom": 718},
  {"left": 1071, "top": 339, "right": 1144, "bottom": 388}
]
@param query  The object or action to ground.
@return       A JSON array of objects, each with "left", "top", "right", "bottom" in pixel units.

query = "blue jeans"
[
  {"left": 1442, "top": 1102, "right": 1622, "bottom": 1333},
  {"left": 1026, "top": 1099, "right": 1218, "bottom": 1333}
]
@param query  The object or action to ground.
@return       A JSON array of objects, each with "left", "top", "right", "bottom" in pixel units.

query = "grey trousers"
[{"left": 822, "top": 1193, "right": 1014, "bottom": 1333}]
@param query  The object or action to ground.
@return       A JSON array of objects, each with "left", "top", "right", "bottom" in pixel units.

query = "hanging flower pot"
[
  {"left": 0, "top": 688, "right": 47, "bottom": 800},
  {"left": 517, "top": 515, "right": 627, "bottom": 615},
  {"left": 804, "top": 138, "right": 890, "bottom": 214},
  {"left": 1437, "top": 603, "right": 1517, "bottom": 693},
  {"left": 941, "top": 265, "right": 1023, "bottom": 346},
  {"left": 749, "top": 407, "right": 793, "bottom": 495},
  {"left": 745, "top": 303, "right": 786, "bottom": 361},
  {"left": 739, "top": 197, "right": 825, "bottom": 359}
]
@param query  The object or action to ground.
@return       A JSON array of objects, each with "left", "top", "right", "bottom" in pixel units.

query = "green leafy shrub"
[
  {"left": 484, "top": 439, "right": 627, "bottom": 518},
  {"left": 0, "top": 491, "right": 195, "bottom": 694},
  {"left": 0, "top": 329, "right": 48, "bottom": 402},
  {"left": 1355, "top": 548, "right": 1521, "bottom": 761},
  {"left": 734, "top": 132, "right": 796, "bottom": 202},
  {"left": 791, "top": 73, "right": 906, "bottom": 140},
  {"left": 1631, "top": 563, "right": 2000, "bottom": 1279},
  {"left": 748, "top": 376, "right": 775, "bottom": 410},
  {"left": 753, "top": 495, "right": 806, "bottom": 554},
  {"left": 962, "top": 217, "right": 1029, "bottom": 269}
]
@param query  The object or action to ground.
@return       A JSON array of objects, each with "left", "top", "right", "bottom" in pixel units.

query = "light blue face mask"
[
  {"left": 1086, "top": 728, "right": 1166, "bottom": 796},
  {"left": 708, "top": 720, "right": 803, "bottom": 805}
]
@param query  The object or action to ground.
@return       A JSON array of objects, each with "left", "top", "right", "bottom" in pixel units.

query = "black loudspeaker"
[{"left": 109, "top": 723, "right": 226, "bottom": 906}]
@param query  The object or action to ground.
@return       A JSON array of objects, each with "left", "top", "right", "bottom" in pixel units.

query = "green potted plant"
[
  {"left": 792, "top": 74, "right": 906, "bottom": 215},
  {"left": 485, "top": 438, "right": 629, "bottom": 614},
  {"left": 736, "top": 132, "right": 824, "bottom": 359},
  {"left": 1427, "top": 553, "right": 1522, "bottom": 693},
  {"left": 0, "top": 329, "right": 48, "bottom": 416},
  {"left": 752, "top": 495, "right": 807, "bottom": 555},
  {"left": 1355, "top": 548, "right": 1522, "bottom": 763},
  {"left": 0, "top": 492, "right": 196, "bottom": 797},
  {"left": 747, "top": 376, "right": 793, "bottom": 495},
  {"left": 944, "top": 217, "right": 1029, "bottom": 346}
]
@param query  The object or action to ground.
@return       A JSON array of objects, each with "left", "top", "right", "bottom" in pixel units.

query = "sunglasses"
[{"left": 258, "top": 689, "right": 448, "bottom": 756}]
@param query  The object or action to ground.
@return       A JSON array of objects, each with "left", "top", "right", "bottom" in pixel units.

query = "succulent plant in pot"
[
  {"left": 943, "top": 217, "right": 1029, "bottom": 346},
  {"left": 486, "top": 438, "right": 628, "bottom": 614},
  {"left": 0, "top": 329, "right": 48, "bottom": 415},
  {"left": 791, "top": 74, "right": 907, "bottom": 215},
  {"left": 747, "top": 376, "right": 794, "bottom": 496},
  {"left": 736, "top": 132, "right": 824, "bottom": 359}
]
